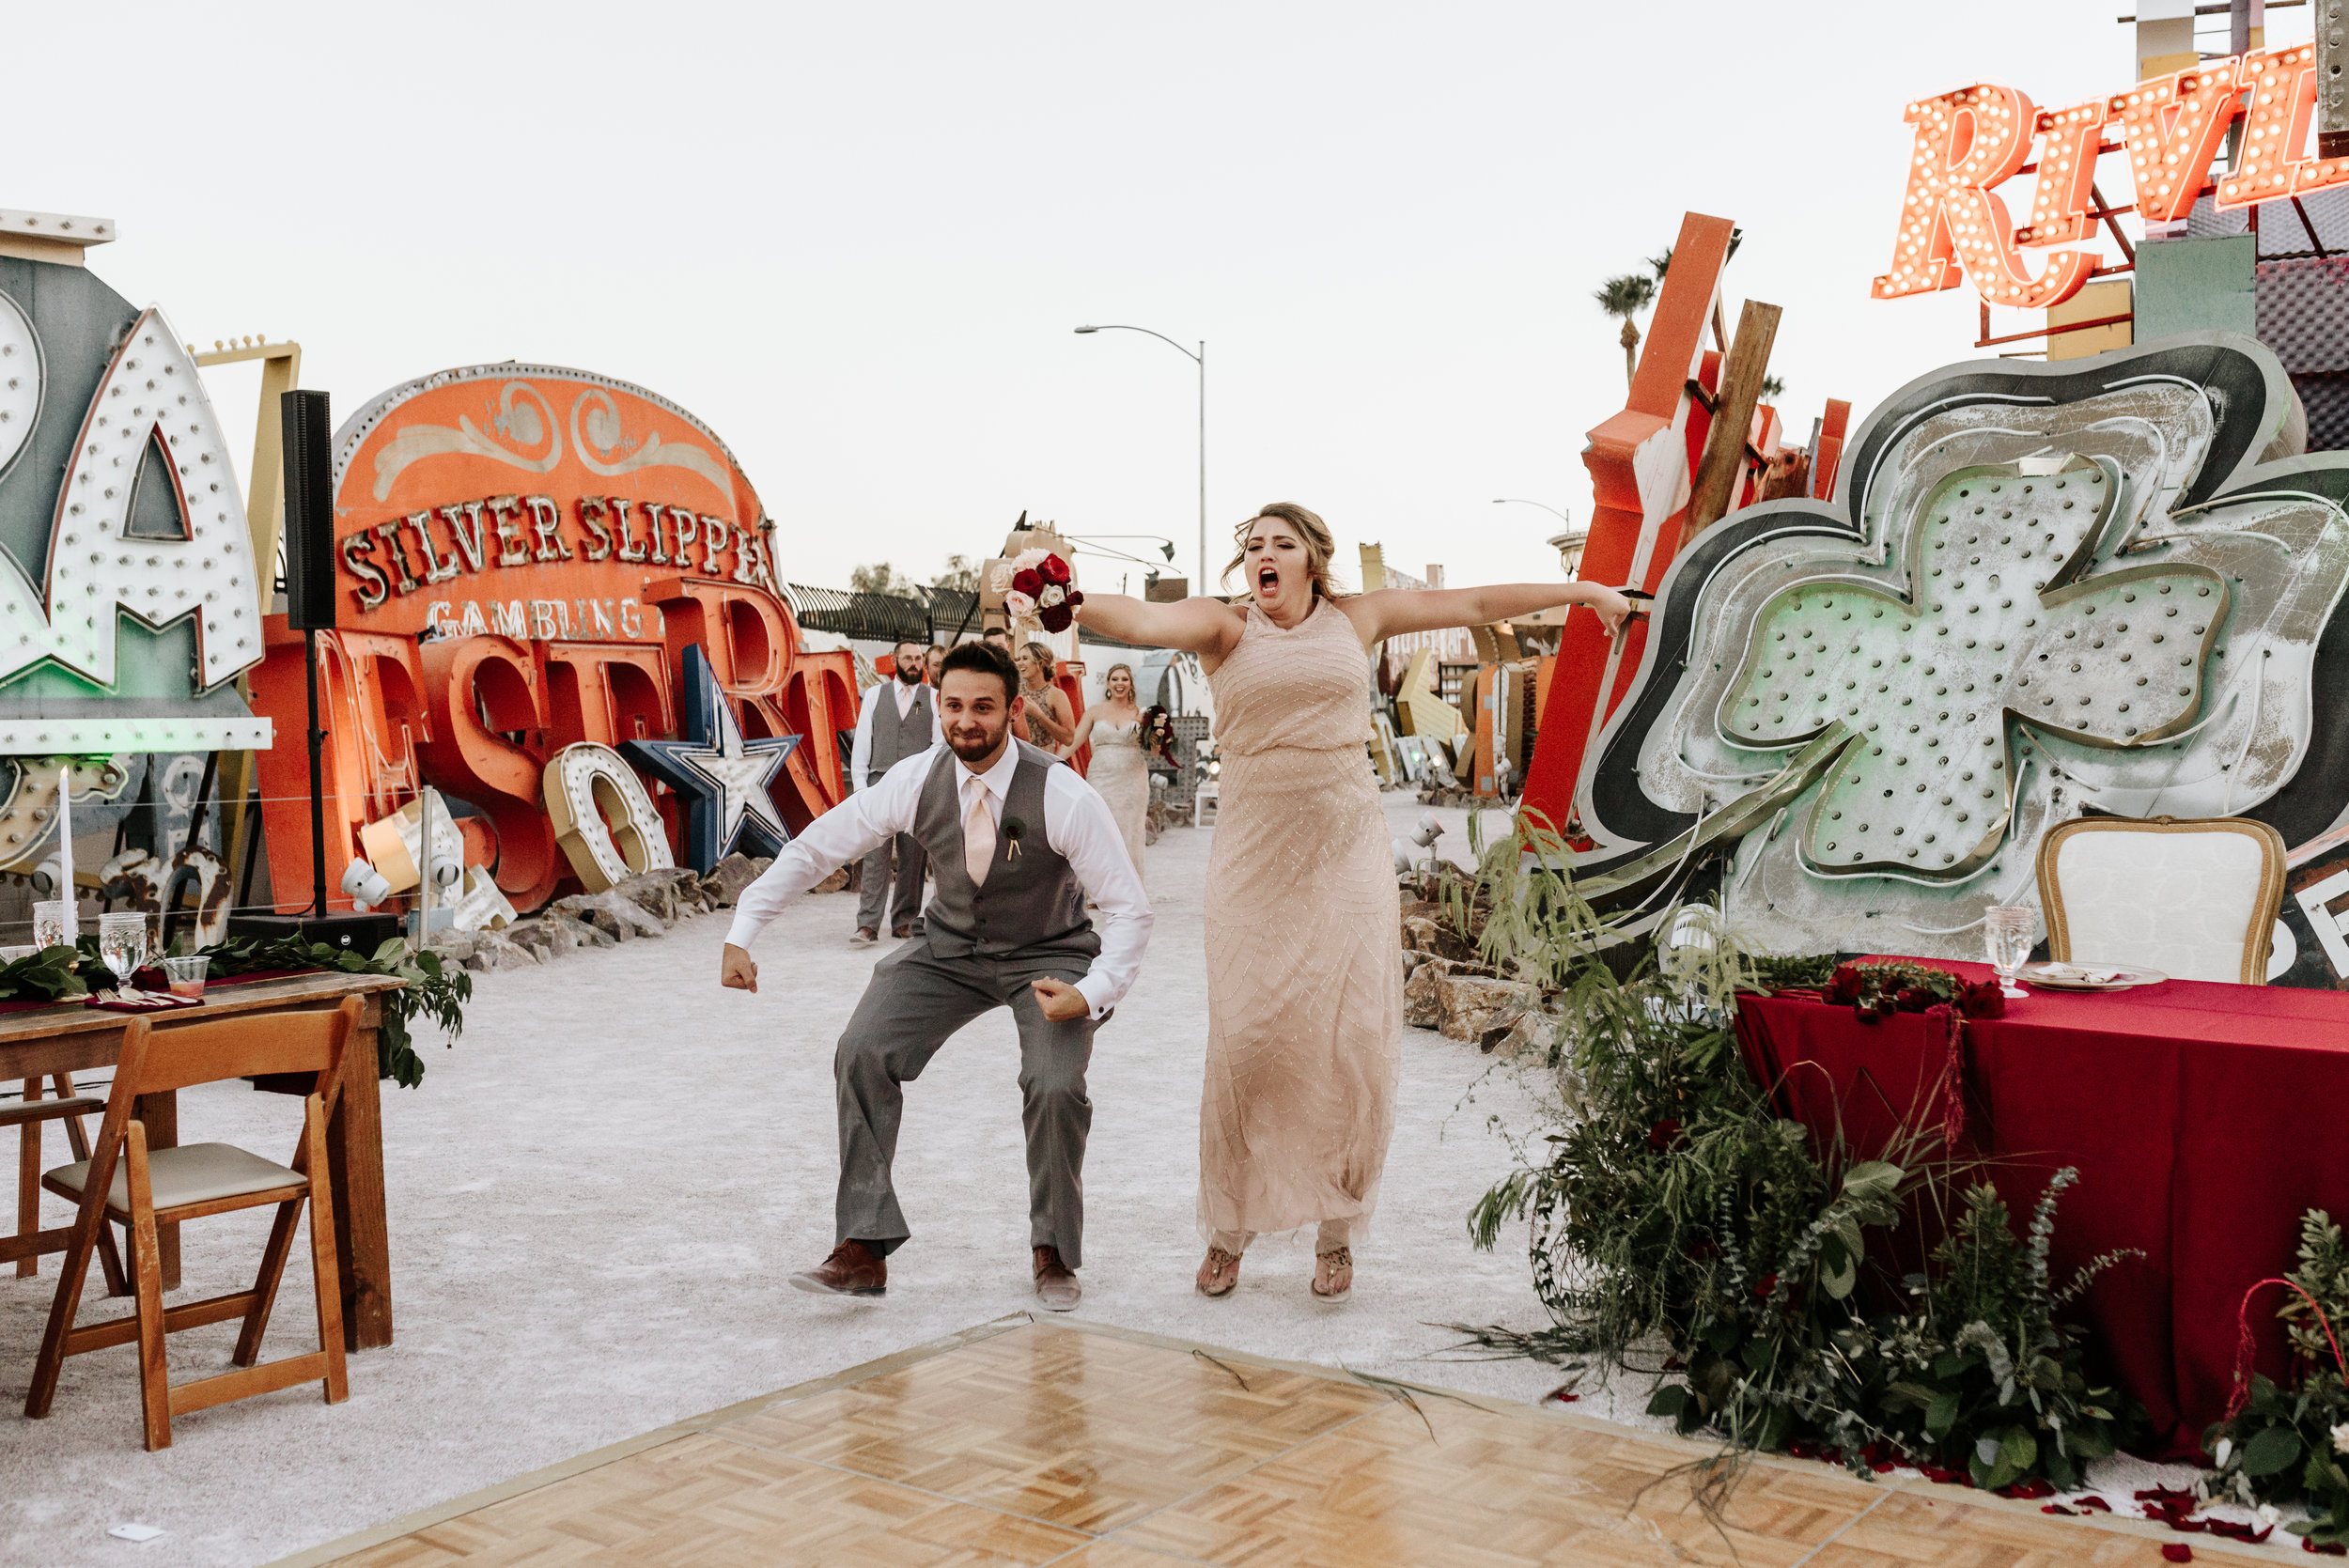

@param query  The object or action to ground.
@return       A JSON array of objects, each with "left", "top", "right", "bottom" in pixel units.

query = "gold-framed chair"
[
  {"left": 23, "top": 996, "right": 361, "bottom": 1450},
  {"left": 2036, "top": 815, "right": 2288, "bottom": 985}
]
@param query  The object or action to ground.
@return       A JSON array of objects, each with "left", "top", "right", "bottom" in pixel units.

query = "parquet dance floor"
[{"left": 283, "top": 1319, "right": 2238, "bottom": 1567}]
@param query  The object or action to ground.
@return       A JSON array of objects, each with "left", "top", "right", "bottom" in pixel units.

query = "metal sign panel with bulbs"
[
  {"left": 1560, "top": 332, "right": 2349, "bottom": 988},
  {"left": 0, "top": 210, "right": 273, "bottom": 943}
]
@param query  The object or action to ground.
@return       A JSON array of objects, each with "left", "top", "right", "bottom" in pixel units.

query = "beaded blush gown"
[
  {"left": 1197, "top": 598, "right": 1402, "bottom": 1254},
  {"left": 1085, "top": 719, "right": 1151, "bottom": 877}
]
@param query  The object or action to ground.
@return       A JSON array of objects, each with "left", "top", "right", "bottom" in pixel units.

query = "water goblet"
[
  {"left": 98, "top": 911, "right": 150, "bottom": 994},
  {"left": 1982, "top": 905, "right": 2036, "bottom": 999},
  {"left": 31, "top": 899, "right": 65, "bottom": 951}
]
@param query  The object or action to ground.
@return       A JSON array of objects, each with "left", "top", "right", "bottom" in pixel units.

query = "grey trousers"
[
  {"left": 855, "top": 831, "right": 926, "bottom": 931},
  {"left": 834, "top": 939, "right": 1097, "bottom": 1267}
]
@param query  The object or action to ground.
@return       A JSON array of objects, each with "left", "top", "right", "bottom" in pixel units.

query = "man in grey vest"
[
  {"left": 722, "top": 643, "right": 1152, "bottom": 1310},
  {"left": 846, "top": 638, "right": 935, "bottom": 943}
]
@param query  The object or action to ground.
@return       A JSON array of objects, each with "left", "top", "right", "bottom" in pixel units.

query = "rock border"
[{"left": 428, "top": 854, "right": 780, "bottom": 971}]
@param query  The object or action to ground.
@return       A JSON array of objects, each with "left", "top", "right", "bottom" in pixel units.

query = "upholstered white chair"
[{"left": 2036, "top": 815, "right": 2287, "bottom": 984}]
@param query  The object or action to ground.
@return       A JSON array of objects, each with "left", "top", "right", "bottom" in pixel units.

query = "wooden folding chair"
[
  {"left": 23, "top": 995, "right": 362, "bottom": 1450},
  {"left": 8, "top": 1073, "right": 125, "bottom": 1291}
]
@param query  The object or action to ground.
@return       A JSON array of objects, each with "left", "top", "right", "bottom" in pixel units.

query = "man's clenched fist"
[
  {"left": 1031, "top": 977, "right": 1088, "bottom": 1022},
  {"left": 721, "top": 944, "right": 758, "bottom": 992}
]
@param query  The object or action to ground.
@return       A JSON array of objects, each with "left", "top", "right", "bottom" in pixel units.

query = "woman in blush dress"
[
  {"left": 1072, "top": 503, "right": 1630, "bottom": 1302},
  {"left": 1016, "top": 642, "right": 1077, "bottom": 752},
  {"left": 1060, "top": 662, "right": 1149, "bottom": 877}
]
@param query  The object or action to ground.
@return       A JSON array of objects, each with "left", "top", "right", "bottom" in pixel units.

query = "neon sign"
[{"left": 1876, "top": 46, "right": 2349, "bottom": 313}]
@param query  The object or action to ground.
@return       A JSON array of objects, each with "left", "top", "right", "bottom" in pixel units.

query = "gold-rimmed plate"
[{"left": 2017, "top": 961, "right": 2168, "bottom": 991}]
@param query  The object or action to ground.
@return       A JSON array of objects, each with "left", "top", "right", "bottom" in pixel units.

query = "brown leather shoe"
[
  {"left": 892, "top": 924, "right": 913, "bottom": 939},
  {"left": 1033, "top": 1245, "right": 1080, "bottom": 1312},
  {"left": 850, "top": 927, "right": 878, "bottom": 947},
  {"left": 791, "top": 1240, "right": 886, "bottom": 1297}
]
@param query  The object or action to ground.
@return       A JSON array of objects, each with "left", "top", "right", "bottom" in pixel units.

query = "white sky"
[{"left": 17, "top": 1, "right": 2310, "bottom": 601}]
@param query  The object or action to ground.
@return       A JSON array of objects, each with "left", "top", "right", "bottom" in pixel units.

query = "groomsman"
[
  {"left": 723, "top": 642, "right": 1152, "bottom": 1309},
  {"left": 847, "top": 639, "right": 933, "bottom": 944}
]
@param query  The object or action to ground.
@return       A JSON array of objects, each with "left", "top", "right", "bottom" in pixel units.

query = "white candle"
[{"left": 57, "top": 764, "right": 75, "bottom": 944}]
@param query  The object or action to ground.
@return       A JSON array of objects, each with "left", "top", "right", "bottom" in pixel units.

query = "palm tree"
[
  {"left": 1760, "top": 374, "right": 1786, "bottom": 402},
  {"left": 1595, "top": 272, "right": 1657, "bottom": 387}
]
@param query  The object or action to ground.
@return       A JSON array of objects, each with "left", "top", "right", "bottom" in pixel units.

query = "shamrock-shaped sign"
[
  {"left": 1564, "top": 334, "right": 2349, "bottom": 965},
  {"left": 1722, "top": 456, "right": 2228, "bottom": 879}
]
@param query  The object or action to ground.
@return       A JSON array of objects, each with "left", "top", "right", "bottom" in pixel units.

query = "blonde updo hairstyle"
[
  {"left": 1223, "top": 502, "right": 1345, "bottom": 600},
  {"left": 1019, "top": 642, "right": 1058, "bottom": 685}
]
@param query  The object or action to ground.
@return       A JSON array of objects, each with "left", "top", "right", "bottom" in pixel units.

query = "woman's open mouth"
[{"left": 1257, "top": 565, "right": 1280, "bottom": 593}]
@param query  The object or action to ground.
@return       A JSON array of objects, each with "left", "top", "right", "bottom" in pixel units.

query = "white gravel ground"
[
  {"left": 0, "top": 797, "right": 1621, "bottom": 1568},
  {"left": 0, "top": 793, "right": 2240, "bottom": 1565}
]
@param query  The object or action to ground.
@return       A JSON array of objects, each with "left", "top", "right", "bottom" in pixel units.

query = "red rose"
[
  {"left": 1646, "top": 1119, "right": 1683, "bottom": 1152},
  {"left": 1823, "top": 965, "right": 1861, "bottom": 1005},
  {"left": 1037, "top": 589, "right": 1083, "bottom": 633},
  {"left": 1957, "top": 980, "right": 2005, "bottom": 1019},
  {"left": 1038, "top": 553, "right": 1072, "bottom": 585},
  {"left": 1011, "top": 567, "right": 1045, "bottom": 598},
  {"left": 1754, "top": 1273, "right": 1779, "bottom": 1298}
]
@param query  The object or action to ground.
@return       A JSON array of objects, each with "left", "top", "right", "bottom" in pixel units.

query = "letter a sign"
[{"left": 0, "top": 216, "right": 271, "bottom": 755}]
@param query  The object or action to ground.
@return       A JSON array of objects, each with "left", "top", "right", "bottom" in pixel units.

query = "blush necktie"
[{"left": 963, "top": 775, "right": 996, "bottom": 886}]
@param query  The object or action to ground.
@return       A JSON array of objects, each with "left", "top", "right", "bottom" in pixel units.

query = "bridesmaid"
[
  {"left": 1074, "top": 504, "right": 1628, "bottom": 1301},
  {"left": 1016, "top": 642, "right": 1078, "bottom": 751},
  {"left": 1060, "top": 662, "right": 1149, "bottom": 876}
]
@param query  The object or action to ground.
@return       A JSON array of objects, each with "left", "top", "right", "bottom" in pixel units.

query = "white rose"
[{"left": 2331, "top": 1421, "right": 2349, "bottom": 1455}]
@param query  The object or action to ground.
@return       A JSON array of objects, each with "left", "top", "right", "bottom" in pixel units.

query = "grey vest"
[
  {"left": 867, "top": 681, "right": 935, "bottom": 783},
  {"left": 914, "top": 741, "right": 1099, "bottom": 964}
]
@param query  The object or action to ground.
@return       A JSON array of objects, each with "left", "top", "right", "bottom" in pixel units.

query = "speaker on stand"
[{"left": 226, "top": 391, "right": 398, "bottom": 955}]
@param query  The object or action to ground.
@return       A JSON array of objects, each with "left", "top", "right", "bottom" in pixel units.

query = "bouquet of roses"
[
  {"left": 1002, "top": 550, "right": 1084, "bottom": 637},
  {"left": 1141, "top": 705, "right": 1179, "bottom": 766},
  {"left": 1822, "top": 958, "right": 2004, "bottom": 1023}
]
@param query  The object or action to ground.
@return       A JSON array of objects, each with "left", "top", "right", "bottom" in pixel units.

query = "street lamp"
[
  {"left": 1493, "top": 499, "right": 1588, "bottom": 579},
  {"left": 1075, "top": 324, "right": 1206, "bottom": 595}
]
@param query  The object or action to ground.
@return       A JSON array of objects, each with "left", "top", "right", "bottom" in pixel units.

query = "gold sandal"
[
  {"left": 1196, "top": 1246, "right": 1241, "bottom": 1298},
  {"left": 1312, "top": 1246, "right": 1353, "bottom": 1303}
]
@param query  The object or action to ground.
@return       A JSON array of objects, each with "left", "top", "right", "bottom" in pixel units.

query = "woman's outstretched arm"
[
  {"left": 1074, "top": 593, "right": 1243, "bottom": 659},
  {"left": 1346, "top": 581, "right": 1632, "bottom": 644},
  {"left": 1058, "top": 709, "right": 1098, "bottom": 760}
]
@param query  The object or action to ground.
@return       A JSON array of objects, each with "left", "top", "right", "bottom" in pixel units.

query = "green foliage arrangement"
[
  {"left": 70, "top": 931, "right": 471, "bottom": 1089},
  {"left": 0, "top": 943, "right": 91, "bottom": 1002},
  {"left": 1450, "top": 819, "right": 2138, "bottom": 1493},
  {"left": 199, "top": 934, "right": 472, "bottom": 1090},
  {"left": 2202, "top": 1211, "right": 2349, "bottom": 1544}
]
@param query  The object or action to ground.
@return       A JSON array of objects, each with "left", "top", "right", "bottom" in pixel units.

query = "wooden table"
[{"left": 5, "top": 971, "right": 406, "bottom": 1351}]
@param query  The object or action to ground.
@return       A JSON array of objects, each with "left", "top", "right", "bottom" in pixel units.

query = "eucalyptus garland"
[
  {"left": 67, "top": 932, "right": 470, "bottom": 1089},
  {"left": 197, "top": 934, "right": 471, "bottom": 1089}
]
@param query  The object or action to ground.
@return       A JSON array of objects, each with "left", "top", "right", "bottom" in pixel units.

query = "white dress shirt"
[
  {"left": 847, "top": 677, "right": 926, "bottom": 790},
  {"left": 726, "top": 738, "right": 1154, "bottom": 1018}
]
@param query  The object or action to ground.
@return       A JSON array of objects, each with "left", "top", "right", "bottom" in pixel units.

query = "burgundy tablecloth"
[{"left": 1735, "top": 958, "right": 2349, "bottom": 1459}]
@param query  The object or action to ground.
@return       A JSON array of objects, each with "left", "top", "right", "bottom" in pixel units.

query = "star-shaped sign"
[
  {"left": 624, "top": 644, "right": 797, "bottom": 871},
  {"left": 1721, "top": 454, "right": 2228, "bottom": 880}
]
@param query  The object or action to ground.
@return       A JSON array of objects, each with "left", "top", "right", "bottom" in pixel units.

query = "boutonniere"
[{"left": 1001, "top": 815, "right": 1027, "bottom": 859}]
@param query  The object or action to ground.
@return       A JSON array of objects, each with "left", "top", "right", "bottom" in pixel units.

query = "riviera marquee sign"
[{"left": 1876, "top": 43, "right": 2332, "bottom": 312}]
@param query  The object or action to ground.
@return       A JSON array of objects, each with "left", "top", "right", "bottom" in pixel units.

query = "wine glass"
[
  {"left": 1982, "top": 905, "right": 2036, "bottom": 999},
  {"left": 98, "top": 912, "right": 150, "bottom": 994},
  {"left": 30, "top": 900, "right": 65, "bottom": 950}
]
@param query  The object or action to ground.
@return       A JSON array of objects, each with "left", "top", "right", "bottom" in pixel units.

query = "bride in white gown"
[{"left": 1060, "top": 662, "right": 1150, "bottom": 877}]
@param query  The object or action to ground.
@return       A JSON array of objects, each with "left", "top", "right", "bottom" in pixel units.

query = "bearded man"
[
  {"left": 846, "top": 638, "right": 934, "bottom": 943},
  {"left": 721, "top": 642, "right": 1153, "bottom": 1310}
]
